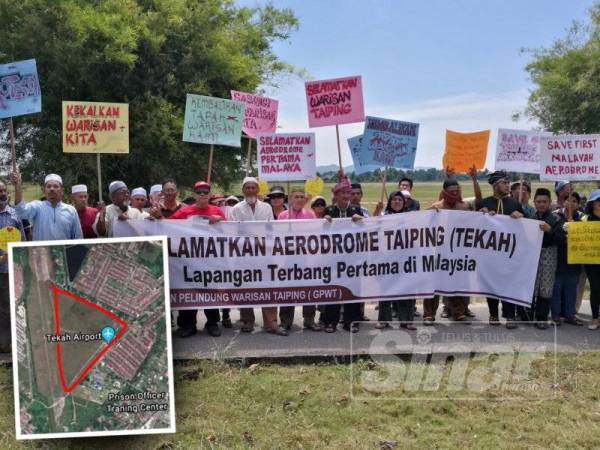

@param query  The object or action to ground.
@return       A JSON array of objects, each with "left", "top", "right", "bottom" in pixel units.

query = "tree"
[
  {"left": 0, "top": 0, "right": 298, "bottom": 198},
  {"left": 524, "top": 2, "right": 600, "bottom": 134}
]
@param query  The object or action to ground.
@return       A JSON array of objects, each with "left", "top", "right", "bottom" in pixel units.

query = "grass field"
[{"left": 0, "top": 351, "right": 599, "bottom": 449}]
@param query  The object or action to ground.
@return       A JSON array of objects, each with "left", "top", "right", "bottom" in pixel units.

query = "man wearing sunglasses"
[{"left": 171, "top": 180, "right": 226, "bottom": 338}]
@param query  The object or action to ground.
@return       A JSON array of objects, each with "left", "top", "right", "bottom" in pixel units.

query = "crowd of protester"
[{"left": 0, "top": 168, "right": 597, "bottom": 349}]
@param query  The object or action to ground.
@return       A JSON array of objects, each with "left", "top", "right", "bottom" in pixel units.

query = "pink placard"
[
  {"left": 304, "top": 75, "right": 364, "bottom": 127},
  {"left": 230, "top": 90, "right": 278, "bottom": 139}
]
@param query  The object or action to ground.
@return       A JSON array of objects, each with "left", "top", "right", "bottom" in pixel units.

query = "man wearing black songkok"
[{"left": 477, "top": 171, "right": 524, "bottom": 329}]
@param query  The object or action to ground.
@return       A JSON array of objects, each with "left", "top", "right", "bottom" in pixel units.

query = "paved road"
[
  {"left": 2, "top": 302, "right": 597, "bottom": 365},
  {"left": 171, "top": 302, "right": 600, "bottom": 360}
]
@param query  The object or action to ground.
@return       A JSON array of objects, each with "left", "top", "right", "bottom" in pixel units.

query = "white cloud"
[{"left": 271, "top": 84, "right": 538, "bottom": 170}]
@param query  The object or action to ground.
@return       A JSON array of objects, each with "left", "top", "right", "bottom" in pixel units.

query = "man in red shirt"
[
  {"left": 171, "top": 181, "right": 225, "bottom": 338},
  {"left": 71, "top": 184, "right": 98, "bottom": 239}
]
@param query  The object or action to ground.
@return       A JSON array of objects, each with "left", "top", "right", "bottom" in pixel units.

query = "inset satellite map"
[{"left": 10, "top": 238, "right": 175, "bottom": 439}]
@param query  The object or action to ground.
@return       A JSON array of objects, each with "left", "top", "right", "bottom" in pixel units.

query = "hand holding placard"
[{"left": 442, "top": 129, "right": 490, "bottom": 173}]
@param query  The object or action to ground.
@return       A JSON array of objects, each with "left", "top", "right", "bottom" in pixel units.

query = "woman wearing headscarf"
[
  {"left": 578, "top": 190, "right": 600, "bottom": 329},
  {"left": 375, "top": 191, "right": 416, "bottom": 330}
]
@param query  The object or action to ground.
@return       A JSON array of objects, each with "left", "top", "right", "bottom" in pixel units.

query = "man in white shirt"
[
  {"left": 229, "top": 177, "right": 285, "bottom": 335},
  {"left": 93, "top": 181, "right": 148, "bottom": 237}
]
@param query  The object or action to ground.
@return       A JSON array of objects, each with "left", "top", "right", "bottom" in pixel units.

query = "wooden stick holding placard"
[
  {"left": 245, "top": 138, "right": 253, "bottom": 176},
  {"left": 207, "top": 144, "right": 214, "bottom": 184},
  {"left": 380, "top": 166, "right": 388, "bottom": 203},
  {"left": 335, "top": 124, "right": 343, "bottom": 169},
  {"left": 9, "top": 118, "right": 16, "bottom": 171},
  {"left": 518, "top": 178, "right": 524, "bottom": 204},
  {"left": 96, "top": 154, "right": 102, "bottom": 203}
]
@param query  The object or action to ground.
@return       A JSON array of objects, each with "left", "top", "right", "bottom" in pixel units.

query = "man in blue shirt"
[
  {"left": 0, "top": 180, "right": 25, "bottom": 352},
  {"left": 11, "top": 171, "right": 83, "bottom": 241}
]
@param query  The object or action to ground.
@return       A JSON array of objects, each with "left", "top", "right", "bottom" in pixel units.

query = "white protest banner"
[
  {"left": 114, "top": 211, "right": 543, "bottom": 310},
  {"left": 257, "top": 132, "right": 316, "bottom": 181},
  {"left": 540, "top": 134, "right": 600, "bottom": 181},
  {"left": 495, "top": 128, "right": 547, "bottom": 174}
]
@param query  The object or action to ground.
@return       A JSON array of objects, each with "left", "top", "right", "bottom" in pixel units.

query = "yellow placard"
[
  {"left": 62, "top": 101, "right": 129, "bottom": 153},
  {"left": 304, "top": 177, "right": 324, "bottom": 197},
  {"left": 442, "top": 129, "right": 490, "bottom": 173},
  {"left": 0, "top": 226, "right": 22, "bottom": 252},
  {"left": 568, "top": 221, "right": 600, "bottom": 264},
  {"left": 257, "top": 180, "right": 269, "bottom": 197}
]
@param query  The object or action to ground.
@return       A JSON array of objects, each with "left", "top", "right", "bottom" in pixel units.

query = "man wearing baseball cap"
[
  {"left": 71, "top": 184, "right": 98, "bottom": 239},
  {"left": 11, "top": 170, "right": 82, "bottom": 241},
  {"left": 170, "top": 180, "right": 226, "bottom": 337}
]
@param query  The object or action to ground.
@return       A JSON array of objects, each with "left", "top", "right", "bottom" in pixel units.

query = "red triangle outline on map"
[{"left": 51, "top": 284, "right": 128, "bottom": 393}]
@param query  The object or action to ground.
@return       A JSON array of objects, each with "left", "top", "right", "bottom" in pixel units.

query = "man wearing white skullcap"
[
  {"left": 149, "top": 184, "right": 162, "bottom": 206},
  {"left": 70, "top": 184, "right": 98, "bottom": 239},
  {"left": 130, "top": 187, "right": 147, "bottom": 212},
  {"left": 229, "top": 177, "right": 285, "bottom": 335},
  {"left": 10, "top": 170, "right": 82, "bottom": 241},
  {"left": 93, "top": 180, "right": 148, "bottom": 237}
]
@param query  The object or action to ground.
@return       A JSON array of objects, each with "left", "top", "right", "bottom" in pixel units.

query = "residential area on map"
[{"left": 10, "top": 238, "right": 174, "bottom": 439}]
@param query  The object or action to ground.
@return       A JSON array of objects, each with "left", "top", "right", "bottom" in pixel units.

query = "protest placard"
[
  {"left": 10, "top": 237, "right": 175, "bottom": 440},
  {"left": 305, "top": 75, "right": 364, "bottom": 127},
  {"left": 62, "top": 101, "right": 129, "bottom": 153},
  {"left": 360, "top": 117, "right": 419, "bottom": 169},
  {"left": 0, "top": 226, "right": 21, "bottom": 251},
  {"left": 348, "top": 134, "right": 383, "bottom": 174},
  {"left": 0, "top": 59, "right": 41, "bottom": 119},
  {"left": 442, "top": 129, "right": 490, "bottom": 172},
  {"left": 183, "top": 94, "right": 245, "bottom": 147},
  {"left": 539, "top": 134, "right": 600, "bottom": 181},
  {"left": 230, "top": 90, "right": 278, "bottom": 139},
  {"left": 567, "top": 222, "right": 600, "bottom": 264},
  {"left": 257, "top": 132, "right": 316, "bottom": 181},
  {"left": 495, "top": 128, "right": 547, "bottom": 174},
  {"left": 115, "top": 210, "right": 543, "bottom": 309}
]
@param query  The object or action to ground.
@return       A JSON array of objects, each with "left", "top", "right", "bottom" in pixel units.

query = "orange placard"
[{"left": 442, "top": 129, "right": 490, "bottom": 173}]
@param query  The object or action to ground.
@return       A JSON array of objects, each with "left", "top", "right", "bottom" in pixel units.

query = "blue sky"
[{"left": 239, "top": 0, "right": 594, "bottom": 169}]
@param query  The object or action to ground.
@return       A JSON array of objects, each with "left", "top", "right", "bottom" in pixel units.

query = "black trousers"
[
  {"left": 0, "top": 273, "right": 10, "bottom": 347},
  {"left": 177, "top": 309, "right": 220, "bottom": 329},
  {"left": 587, "top": 265, "right": 600, "bottom": 319},
  {"left": 324, "top": 303, "right": 362, "bottom": 326},
  {"left": 487, "top": 298, "right": 516, "bottom": 319}
]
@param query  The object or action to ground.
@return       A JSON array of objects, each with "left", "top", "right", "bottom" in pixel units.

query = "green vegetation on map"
[{"left": 12, "top": 241, "right": 173, "bottom": 438}]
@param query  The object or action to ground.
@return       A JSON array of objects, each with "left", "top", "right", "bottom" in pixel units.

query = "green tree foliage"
[
  {"left": 0, "top": 0, "right": 298, "bottom": 198},
  {"left": 524, "top": 2, "right": 600, "bottom": 134}
]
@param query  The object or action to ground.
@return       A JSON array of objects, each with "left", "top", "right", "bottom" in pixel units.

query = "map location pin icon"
[{"left": 101, "top": 326, "right": 116, "bottom": 343}]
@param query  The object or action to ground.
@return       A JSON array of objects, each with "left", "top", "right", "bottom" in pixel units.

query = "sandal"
[
  {"left": 343, "top": 324, "right": 359, "bottom": 333},
  {"left": 304, "top": 322, "right": 322, "bottom": 332},
  {"left": 423, "top": 317, "right": 435, "bottom": 326},
  {"left": 564, "top": 317, "right": 583, "bottom": 326},
  {"left": 241, "top": 322, "right": 254, "bottom": 333}
]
